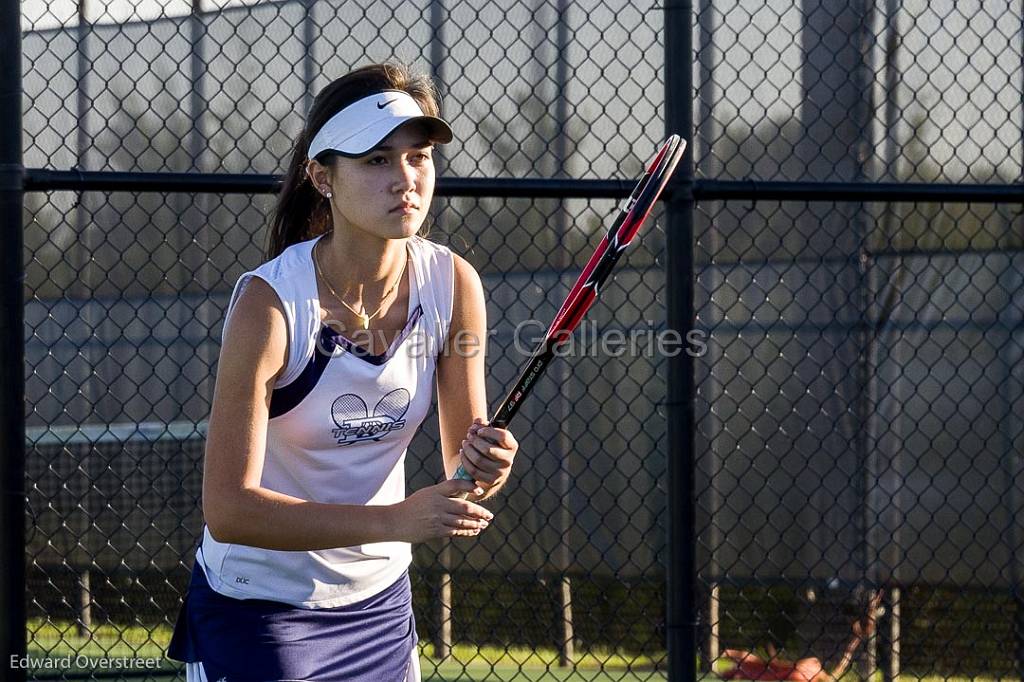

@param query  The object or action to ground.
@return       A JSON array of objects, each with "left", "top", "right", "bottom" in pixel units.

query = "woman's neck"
[{"left": 317, "top": 227, "right": 409, "bottom": 301}]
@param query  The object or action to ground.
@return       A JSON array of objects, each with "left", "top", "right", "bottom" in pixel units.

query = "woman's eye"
[{"left": 367, "top": 156, "right": 387, "bottom": 165}]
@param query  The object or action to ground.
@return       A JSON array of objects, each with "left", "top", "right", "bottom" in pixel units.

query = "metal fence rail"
[{"left": 5, "top": 0, "right": 1024, "bottom": 681}]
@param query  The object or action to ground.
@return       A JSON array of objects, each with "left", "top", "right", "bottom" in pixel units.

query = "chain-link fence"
[
  {"left": 4, "top": 0, "right": 1024, "bottom": 680},
  {"left": 692, "top": 3, "right": 1024, "bottom": 678}
]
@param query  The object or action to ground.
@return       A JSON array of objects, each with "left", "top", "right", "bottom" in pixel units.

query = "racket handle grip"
[
  {"left": 450, "top": 463, "right": 475, "bottom": 500},
  {"left": 452, "top": 463, "right": 474, "bottom": 482},
  {"left": 449, "top": 417, "right": 509, "bottom": 499}
]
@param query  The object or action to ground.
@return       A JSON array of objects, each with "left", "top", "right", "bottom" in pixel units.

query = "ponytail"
[{"left": 265, "top": 140, "right": 332, "bottom": 260}]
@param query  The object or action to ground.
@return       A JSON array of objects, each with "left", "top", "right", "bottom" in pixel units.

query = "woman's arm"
[
  {"left": 203, "top": 275, "right": 490, "bottom": 550},
  {"left": 436, "top": 255, "right": 518, "bottom": 500}
]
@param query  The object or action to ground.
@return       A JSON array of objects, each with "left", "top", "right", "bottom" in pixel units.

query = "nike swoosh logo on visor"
[{"left": 377, "top": 99, "right": 398, "bottom": 109}]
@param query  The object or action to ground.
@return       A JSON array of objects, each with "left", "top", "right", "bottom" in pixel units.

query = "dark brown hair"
[{"left": 266, "top": 63, "right": 442, "bottom": 259}]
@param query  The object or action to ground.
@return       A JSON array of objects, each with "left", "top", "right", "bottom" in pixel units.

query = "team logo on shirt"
[{"left": 330, "top": 388, "right": 410, "bottom": 445}]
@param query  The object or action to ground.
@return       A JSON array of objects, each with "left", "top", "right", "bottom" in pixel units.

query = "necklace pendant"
[{"left": 359, "top": 312, "right": 369, "bottom": 329}]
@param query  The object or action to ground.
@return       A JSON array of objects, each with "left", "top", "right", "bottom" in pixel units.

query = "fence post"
[
  {"left": 695, "top": 0, "right": 722, "bottom": 669},
  {"left": 427, "top": 0, "right": 454, "bottom": 661},
  {"left": 190, "top": 0, "right": 205, "bottom": 171},
  {"left": 0, "top": 0, "right": 26, "bottom": 677},
  {"left": 302, "top": 0, "right": 314, "bottom": 115},
  {"left": 665, "top": 1, "right": 697, "bottom": 680},
  {"left": 881, "top": 587, "right": 900, "bottom": 682},
  {"left": 1016, "top": 26, "right": 1024, "bottom": 672},
  {"left": 76, "top": 568, "right": 92, "bottom": 637},
  {"left": 552, "top": 0, "right": 574, "bottom": 667},
  {"left": 436, "top": 555, "right": 452, "bottom": 659}
]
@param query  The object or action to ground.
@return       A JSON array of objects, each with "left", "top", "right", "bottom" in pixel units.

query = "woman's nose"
[{"left": 392, "top": 161, "right": 417, "bottom": 192}]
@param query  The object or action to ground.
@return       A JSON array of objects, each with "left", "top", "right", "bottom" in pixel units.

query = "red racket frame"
[{"left": 452, "top": 134, "right": 686, "bottom": 486}]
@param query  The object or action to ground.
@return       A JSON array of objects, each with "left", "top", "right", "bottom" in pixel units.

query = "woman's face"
[{"left": 309, "top": 122, "right": 436, "bottom": 241}]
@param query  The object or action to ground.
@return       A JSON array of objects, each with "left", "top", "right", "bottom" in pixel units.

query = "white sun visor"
[{"left": 307, "top": 90, "right": 453, "bottom": 159}]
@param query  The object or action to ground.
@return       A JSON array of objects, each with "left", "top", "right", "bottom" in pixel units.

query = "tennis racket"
[{"left": 452, "top": 134, "right": 686, "bottom": 490}]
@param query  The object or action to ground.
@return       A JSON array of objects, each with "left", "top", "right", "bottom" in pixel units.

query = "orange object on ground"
[{"left": 717, "top": 591, "right": 883, "bottom": 682}]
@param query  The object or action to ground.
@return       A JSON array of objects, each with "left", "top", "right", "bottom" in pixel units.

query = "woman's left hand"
[{"left": 459, "top": 418, "right": 518, "bottom": 495}]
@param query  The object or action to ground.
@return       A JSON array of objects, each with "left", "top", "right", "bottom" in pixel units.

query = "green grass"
[
  {"left": 29, "top": 619, "right": 171, "bottom": 659},
  {"left": 418, "top": 643, "right": 667, "bottom": 681}
]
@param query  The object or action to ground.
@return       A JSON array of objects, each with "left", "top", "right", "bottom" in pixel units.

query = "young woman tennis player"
[{"left": 167, "top": 62, "right": 518, "bottom": 682}]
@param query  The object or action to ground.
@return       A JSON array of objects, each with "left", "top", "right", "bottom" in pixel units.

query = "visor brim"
[{"left": 315, "top": 115, "right": 453, "bottom": 159}]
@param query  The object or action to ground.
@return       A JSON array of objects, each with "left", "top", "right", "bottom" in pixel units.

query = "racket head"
[
  {"left": 494, "top": 135, "right": 687, "bottom": 428},
  {"left": 614, "top": 133, "right": 685, "bottom": 245},
  {"left": 601, "top": 134, "right": 684, "bottom": 247},
  {"left": 551, "top": 134, "right": 686, "bottom": 330}
]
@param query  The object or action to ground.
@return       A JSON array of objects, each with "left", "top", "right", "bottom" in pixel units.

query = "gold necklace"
[{"left": 314, "top": 239, "right": 407, "bottom": 330}]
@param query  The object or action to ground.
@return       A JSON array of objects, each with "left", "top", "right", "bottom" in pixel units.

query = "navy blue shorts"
[{"left": 167, "top": 559, "right": 418, "bottom": 682}]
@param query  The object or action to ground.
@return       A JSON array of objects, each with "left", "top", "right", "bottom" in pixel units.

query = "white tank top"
[{"left": 198, "top": 234, "right": 455, "bottom": 608}]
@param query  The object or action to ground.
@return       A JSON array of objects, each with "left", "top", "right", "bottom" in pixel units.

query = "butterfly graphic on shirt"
[{"left": 329, "top": 388, "right": 410, "bottom": 445}]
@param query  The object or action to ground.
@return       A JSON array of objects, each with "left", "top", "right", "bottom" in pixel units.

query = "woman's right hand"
[{"left": 389, "top": 480, "right": 494, "bottom": 542}]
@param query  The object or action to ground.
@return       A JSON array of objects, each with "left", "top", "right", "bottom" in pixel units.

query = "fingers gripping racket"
[{"left": 452, "top": 134, "right": 686, "bottom": 490}]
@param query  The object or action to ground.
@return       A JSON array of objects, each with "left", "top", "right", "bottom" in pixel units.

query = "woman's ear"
[{"left": 306, "top": 158, "right": 332, "bottom": 197}]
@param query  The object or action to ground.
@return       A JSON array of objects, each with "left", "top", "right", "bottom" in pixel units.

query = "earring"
[{"left": 322, "top": 187, "right": 332, "bottom": 199}]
